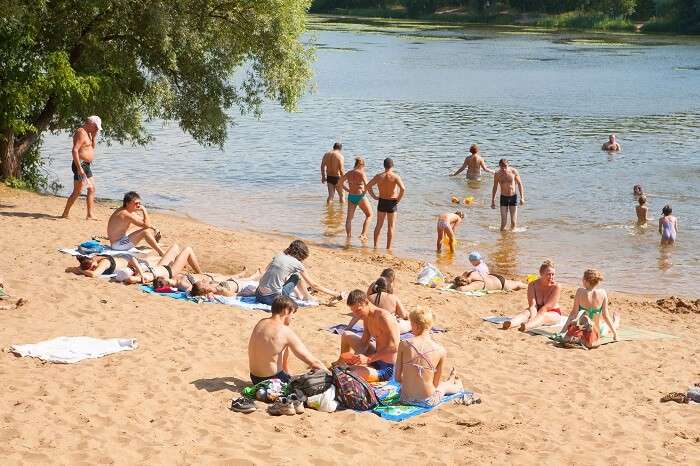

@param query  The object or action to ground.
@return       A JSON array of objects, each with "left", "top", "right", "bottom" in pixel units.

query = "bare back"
[
  {"left": 466, "top": 154, "right": 483, "bottom": 178},
  {"left": 345, "top": 169, "right": 368, "bottom": 195},
  {"left": 369, "top": 292, "right": 403, "bottom": 319},
  {"left": 322, "top": 150, "right": 343, "bottom": 177},
  {"left": 397, "top": 335, "right": 445, "bottom": 400},
  {"left": 248, "top": 319, "right": 293, "bottom": 377},
  {"left": 107, "top": 208, "right": 135, "bottom": 242},
  {"left": 364, "top": 308, "right": 400, "bottom": 364},
  {"left": 373, "top": 171, "right": 402, "bottom": 199}
]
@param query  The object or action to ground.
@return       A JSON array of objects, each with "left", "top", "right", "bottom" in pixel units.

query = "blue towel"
[
  {"left": 371, "top": 379, "right": 471, "bottom": 422},
  {"left": 139, "top": 285, "right": 191, "bottom": 300},
  {"left": 325, "top": 323, "right": 447, "bottom": 340}
]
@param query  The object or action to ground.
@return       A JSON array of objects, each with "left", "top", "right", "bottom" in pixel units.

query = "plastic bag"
[
  {"left": 416, "top": 263, "right": 444, "bottom": 287},
  {"left": 306, "top": 385, "right": 338, "bottom": 412}
]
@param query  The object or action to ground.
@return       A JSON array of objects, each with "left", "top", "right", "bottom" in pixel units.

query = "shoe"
[
  {"left": 289, "top": 392, "right": 305, "bottom": 414},
  {"left": 267, "top": 397, "right": 296, "bottom": 416},
  {"left": 660, "top": 392, "right": 688, "bottom": 404},
  {"left": 455, "top": 392, "right": 482, "bottom": 406},
  {"left": 230, "top": 397, "right": 256, "bottom": 414}
]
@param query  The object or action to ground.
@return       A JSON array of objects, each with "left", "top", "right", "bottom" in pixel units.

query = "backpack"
[
  {"left": 78, "top": 239, "right": 104, "bottom": 255},
  {"left": 289, "top": 369, "right": 333, "bottom": 398},
  {"left": 332, "top": 366, "right": 378, "bottom": 411}
]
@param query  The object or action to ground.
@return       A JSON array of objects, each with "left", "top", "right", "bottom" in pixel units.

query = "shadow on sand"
[{"left": 191, "top": 376, "right": 250, "bottom": 393}]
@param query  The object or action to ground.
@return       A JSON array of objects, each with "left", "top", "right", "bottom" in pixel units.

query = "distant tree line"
[{"left": 310, "top": 0, "right": 700, "bottom": 31}]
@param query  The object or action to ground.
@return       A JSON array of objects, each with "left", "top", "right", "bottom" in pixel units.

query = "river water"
[{"left": 43, "top": 17, "right": 700, "bottom": 296}]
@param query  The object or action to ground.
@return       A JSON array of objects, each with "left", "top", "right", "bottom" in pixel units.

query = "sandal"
[
  {"left": 230, "top": 397, "right": 257, "bottom": 413},
  {"left": 660, "top": 392, "right": 688, "bottom": 403},
  {"left": 267, "top": 396, "right": 296, "bottom": 416}
]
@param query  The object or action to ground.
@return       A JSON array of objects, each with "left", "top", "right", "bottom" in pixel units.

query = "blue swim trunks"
[{"left": 370, "top": 360, "right": 394, "bottom": 381}]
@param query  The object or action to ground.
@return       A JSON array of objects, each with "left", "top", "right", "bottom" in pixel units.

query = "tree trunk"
[{"left": 0, "top": 128, "right": 20, "bottom": 180}]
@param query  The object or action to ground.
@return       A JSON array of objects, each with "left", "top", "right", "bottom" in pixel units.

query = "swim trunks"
[
  {"left": 250, "top": 370, "right": 292, "bottom": 385},
  {"left": 500, "top": 194, "right": 517, "bottom": 207},
  {"left": 71, "top": 160, "right": 93, "bottom": 181},
  {"left": 370, "top": 360, "right": 394, "bottom": 381},
  {"left": 326, "top": 175, "right": 340, "bottom": 186},
  {"left": 437, "top": 220, "right": 450, "bottom": 229},
  {"left": 377, "top": 198, "right": 398, "bottom": 213},
  {"left": 400, "top": 389, "right": 443, "bottom": 408},
  {"left": 111, "top": 236, "right": 135, "bottom": 251},
  {"left": 347, "top": 193, "right": 365, "bottom": 205}
]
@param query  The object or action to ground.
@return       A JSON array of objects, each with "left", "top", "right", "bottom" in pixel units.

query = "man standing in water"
[
  {"left": 602, "top": 134, "right": 622, "bottom": 152},
  {"left": 321, "top": 142, "right": 345, "bottom": 204},
  {"left": 339, "top": 156, "right": 373, "bottom": 241},
  {"left": 451, "top": 144, "right": 494, "bottom": 180},
  {"left": 491, "top": 158, "right": 525, "bottom": 231},
  {"left": 61, "top": 116, "right": 102, "bottom": 220},
  {"left": 366, "top": 158, "right": 406, "bottom": 249}
]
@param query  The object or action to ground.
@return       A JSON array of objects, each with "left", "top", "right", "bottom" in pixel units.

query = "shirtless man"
[
  {"left": 602, "top": 134, "right": 621, "bottom": 152},
  {"left": 61, "top": 116, "right": 102, "bottom": 219},
  {"left": 491, "top": 158, "right": 525, "bottom": 231},
  {"left": 339, "top": 156, "right": 373, "bottom": 240},
  {"left": 248, "top": 296, "right": 327, "bottom": 384},
  {"left": 337, "top": 290, "right": 400, "bottom": 382},
  {"left": 436, "top": 211, "right": 465, "bottom": 253},
  {"left": 451, "top": 144, "right": 493, "bottom": 180},
  {"left": 366, "top": 158, "right": 406, "bottom": 249},
  {"left": 107, "top": 191, "right": 165, "bottom": 255},
  {"left": 321, "top": 142, "right": 345, "bottom": 204}
]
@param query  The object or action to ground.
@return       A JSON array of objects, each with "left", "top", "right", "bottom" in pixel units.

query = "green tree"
[{"left": 0, "top": 0, "right": 313, "bottom": 180}]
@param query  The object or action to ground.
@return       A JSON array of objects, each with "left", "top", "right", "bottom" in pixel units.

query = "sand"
[{"left": 1, "top": 186, "right": 699, "bottom": 465}]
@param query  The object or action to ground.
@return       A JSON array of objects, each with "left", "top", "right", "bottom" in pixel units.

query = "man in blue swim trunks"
[
  {"left": 339, "top": 156, "right": 373, "bottom": 241},
  {"left": 491, "top": 158, "right": 525, "bottom": 231},
  {"left": 337, "top": 290, "right": 400, "bottom": 382}
]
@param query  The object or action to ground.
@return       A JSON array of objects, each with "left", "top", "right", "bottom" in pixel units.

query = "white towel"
[
  {"left": 10, "top": 337, "right": 138, "bottom": 364},
  {"left": 59, "top": 247, "right": 145, "bottom": 257}
]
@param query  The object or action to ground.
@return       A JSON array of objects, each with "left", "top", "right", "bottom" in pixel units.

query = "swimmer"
[
  {"left": 602, "top": 134, "right": 621, "bottom": 152},
  {"left": 436, "top": 211, "right": 465, "bottom": 253},
  {"left": 451, "top": 144, "right": 494, "bottom": 180},
  {"left": 321, "top": 142, "right": 345, "bottom": 204},
  {"left": 633, "top": 184, "right": 644, "bottom": 196},
  {"left": 636, "top": 196, "right": 649, "bottom": 225},
  {"left": 491, "top": 159, "right": 525, "bottom": 231},
  {"left": 658, "top": 204, "right": 678, "bottom": 245},
  {"left": 339, "top": 156, "right": 373, "bottom": 240}
]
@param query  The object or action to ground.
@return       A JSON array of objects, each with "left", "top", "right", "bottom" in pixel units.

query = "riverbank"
[{"left": 1, "top": 185, "right": 699, "bottom": 464}]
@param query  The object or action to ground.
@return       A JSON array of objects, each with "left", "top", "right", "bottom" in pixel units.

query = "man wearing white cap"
[{"left": 61, "top": 115, "right": 102, "bottom": 220}]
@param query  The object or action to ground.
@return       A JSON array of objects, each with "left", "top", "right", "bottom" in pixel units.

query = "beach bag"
[
  {"left": 416, "top": 263, "right": 444, "bottom": 287},
  {"left": 307, "top": 385, "right": 339, "bottom": 413},
  {"left": 289, "top": 369, "right": 333, "bottom": 398},
  {"left": 563, "top": 316, "right": 600, "bottom": 349},
  {"left": 332, "top": 366, "right": 378, "bottom": 411},
  {"left": 78, "top": 240, "right": 104, "bottom": 255}
]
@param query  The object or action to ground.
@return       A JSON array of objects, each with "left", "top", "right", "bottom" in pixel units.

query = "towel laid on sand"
[
  {"left": 371, "top": 380, "right": 472, "bottom": 422},
  {"left": 10, "top": 337, "right": 137, "bottom": 363},
  {"left": 59, "top": 247, "right": 145, "bottom": 257},
  {"left": 482, "top": 314, "right": 568, "bottom": 331},
  {"left": 324, "top": 323, "right": 447, "bottom": 340},
  {"left": 440, "top": 287, "right": 505, "bottom": 297}
]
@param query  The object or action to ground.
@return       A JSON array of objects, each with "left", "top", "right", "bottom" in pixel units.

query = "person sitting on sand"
[
  {"left": 67, "top": 244, "right": 201, "bottom": 284},
  {"left": 602, "top": 134, "right": 621, "bottom": 152},
  {"left": 436, "top": 211, "right": 465, "bottom": 253},
  {"left": 107, "top": 191, "right": 165, "bottom": 255},
  {"left": 450, "top": 144, "right": 494, "bottom": 181},
  {"left": 348, "top": 275, "right": 410, "bottom": 333},
  {"left": 339, "top": 156, "right": 373, "bottom": 240},
  {"left": 659, "top": 204, "right": 678, "bottom": 245},
  {"left": 0, "top": 274, "right": 28, "bottom": 310},
  {"left": 502, "top": 259, "right": 562, "bottom": 331},
  {"left": 559, "top": 269, "right": 619, "bottom": 348},
  {"left": 255, "top": 240, "right": 342, "bottom": 306},
  {"left": 337, "top": 290, "right": 400, "bottom": 382},
  {"left": 636, "top": 196, "right": 649, "bottom": 225},
  {"left": 366, "top": 268, "right": 397, "bottom": 297},
  {"left": 248, "top": 296, "right": 327, "bottom": 384},
  {"left": 468, "top": 251, "right": 489, "bottom": 276},
  {"left": 396, "top": 308, "right": 463, "bottom": 407}
]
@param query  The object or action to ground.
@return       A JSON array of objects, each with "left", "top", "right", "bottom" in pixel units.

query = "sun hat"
[
  {"left": 468, "top": 252, "right": 481, "bottom": 261},
  {"left": 87, "top": 115, "right": 102, "bottom": 131}
]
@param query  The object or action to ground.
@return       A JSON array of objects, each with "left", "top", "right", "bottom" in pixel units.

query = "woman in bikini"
[
  {"left": 349, "top": 273, "right": 410, "bottom": 333},
  {"left": 396, "top": 308, "right": 463, "bottom": 407},
  {"left": 452, "top": 270, "right": 526, "bottom": 292},
  {"left": 181, "top": 269, "right": 263, "bottom": 298},
  {"left": 559, "top": 269, "right": 619, "bottom": 348},
  {"left": 502, "top": 259, "right": 562, "bottom": 331}
]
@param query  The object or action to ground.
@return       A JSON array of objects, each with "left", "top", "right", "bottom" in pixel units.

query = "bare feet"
[
  {"left": 86, "top": 217, "right": 99, "bottom": 221},
  {"left": 518, "top": 323, "right": 527, "bottom": 332},
  {"left": 501, "top": 320, "right": 511, "bottom": 330},
  {"left": 359, "top": 234, "right": 368, "bottom": 241}
]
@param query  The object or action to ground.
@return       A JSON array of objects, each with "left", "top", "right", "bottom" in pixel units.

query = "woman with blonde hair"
[
  {"left": 396, "top": 308, "right": 462, "bottom": 407},
  {"left": 502, "top": 259, "right": 562, "bottom": 331}
]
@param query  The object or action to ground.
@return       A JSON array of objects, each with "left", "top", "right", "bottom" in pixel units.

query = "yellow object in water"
[
  {"left": 463, "top": 196, "right": 474, "bottom": 205},
  {"left": 451, "top": 196, "right": 460, "bottom": 203},
  {"left": 527, "top": 274, "right": 537, "bottom": 283},
  {"left": 442, "top": 236, "right": 458, "bottom": 247}
]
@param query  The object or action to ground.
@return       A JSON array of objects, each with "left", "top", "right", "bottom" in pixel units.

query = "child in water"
[
  {"left": 635, "top": 196, "right": 649, "bottom": 225},
  {"left": 436, "top": 211, "right": 465, "bottom": 253},
  {"left": 658, "top": 204, "right": 678, "bottom": 245}
]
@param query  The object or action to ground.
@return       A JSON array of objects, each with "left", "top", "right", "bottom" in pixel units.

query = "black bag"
[{"left": 289, "top": 369, "right": 333, "bottom": 398}]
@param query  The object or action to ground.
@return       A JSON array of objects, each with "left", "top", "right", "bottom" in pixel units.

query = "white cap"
[{"left": 87, "top": 115, "right": 102, "bottom": 131}]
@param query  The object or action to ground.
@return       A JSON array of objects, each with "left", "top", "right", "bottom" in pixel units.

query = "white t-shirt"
[{"left": 472, "top": 261, "right": 490, "bottom": 276}]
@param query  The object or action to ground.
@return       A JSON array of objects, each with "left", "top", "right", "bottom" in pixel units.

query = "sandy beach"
[{"left": 1, "top": 186, "right": 699, "bottom": 465}]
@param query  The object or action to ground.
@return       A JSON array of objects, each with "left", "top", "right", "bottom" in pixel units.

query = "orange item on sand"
[{"left": 340, "top": 352, "right": 356, "bottom": 363}]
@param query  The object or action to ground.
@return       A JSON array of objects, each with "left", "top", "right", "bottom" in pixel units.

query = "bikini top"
[
  {"left": 97, "top": 255, "right": 117, "bottom": 275},
  {"left": 404, "top": 340, "right": 436, "bottom": 377},
  {"left": 578, "top": 304, "right": 603, "bottom": 319}
]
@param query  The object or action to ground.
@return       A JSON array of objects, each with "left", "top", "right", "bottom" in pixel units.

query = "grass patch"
[{"left": 536, "top": 11, "right": 635, "bottom": 32}]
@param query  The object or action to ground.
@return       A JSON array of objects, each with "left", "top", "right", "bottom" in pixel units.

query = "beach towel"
[
  {"left": 371, "top": 380, "right": 472, "bottom": 422},
  {"left": 440, "top": 287, "right": 505, "bottom": 297},
  {"left": 482, "top": 314, "right": 568, "bottom": 331},
  {"left": 324, "top": 323, "right": 447, "bottom": 340},
  {"left": 59, "top": 247, "right": 145, "bottom": 257},
  {"left": 10, "top": 336, "right": 137, "bottom": 364}
]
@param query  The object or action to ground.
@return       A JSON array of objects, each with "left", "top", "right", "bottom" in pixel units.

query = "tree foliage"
[{"left": 0, "top": 0, "right": 313, "bottom": 180}]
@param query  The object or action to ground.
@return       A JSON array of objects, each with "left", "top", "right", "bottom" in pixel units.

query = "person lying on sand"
[
  {"left": 0, "top": 275, "right": 28, "bottom": 310},
  {"left": 248, "top": 296, "right": 327, "bottom": 384},
  {"left": 107, "top": 191, "right": 165, "bottom": 255},
  {"left": 602, "top": 134, "right": 621, "bottom": 152},
  {"left": 502, "top": 259, "right": 562, "bottom": 331},
  {"left": 396, "top": 308, "right": 462, "bottom": 407},
  {"left": 67, "top": 244, "right": 201, "bottom": 284},
  {"left": 348, "top": 274, "right": 410, "bottom": 333},
  {"left": 255, "top": 240, "right": 342, "bottom": 305},
  {"left": 336, "top": 290, "right": 400, "bottom": 382},
  {"left": 558, "top": 269, "right": 619, "bottom": 348},
  {"left": 452, "top": 270, "right": 526, "bottom": 292},
  {"left": 436, "top": 211, "right": 464, "bottom": 253},
  {"left": 182, "top": 269, "right": 263, "bottom": 298}
]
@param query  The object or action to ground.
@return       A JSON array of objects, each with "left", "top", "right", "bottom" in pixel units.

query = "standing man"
[
  {"left": 107, "top": 191, "right": 165, "bottom": 255},
  {"left": 339, "top": 156, "right": 373, "bottom": 241},
  {"left": 450, "top": 144, "right": 494, "bottom": 180},
  {"left": 491, "top": 158, "right": 525, "bottom": 231},
  {"left": 366, "top": 158, "right": 406, "bottom": 250},
  {"left": 61, "top": 115, "right": 102, "bottom": 219},
  {"left": 320, "top": 142, "right": 345, "bottom": 204}
]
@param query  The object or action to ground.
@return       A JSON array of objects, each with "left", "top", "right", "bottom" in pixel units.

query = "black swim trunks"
[
  {"left": 378, "top": 198, "right": 398, "bottom": 213},
  {"left": 500, "top": 194, "right": 517, "bottom": 207},
  {"left": 326, "top": 175, "right": 340, "bottom": 186},
  {"left": 250, "top": 370, "right": 292, "bottom": 385},
  {"left": 71, "top": 160, "right": 93, "bottom": 181},
  {"left": 491, "top": 273, "right": 506, "bottom": 290}
]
